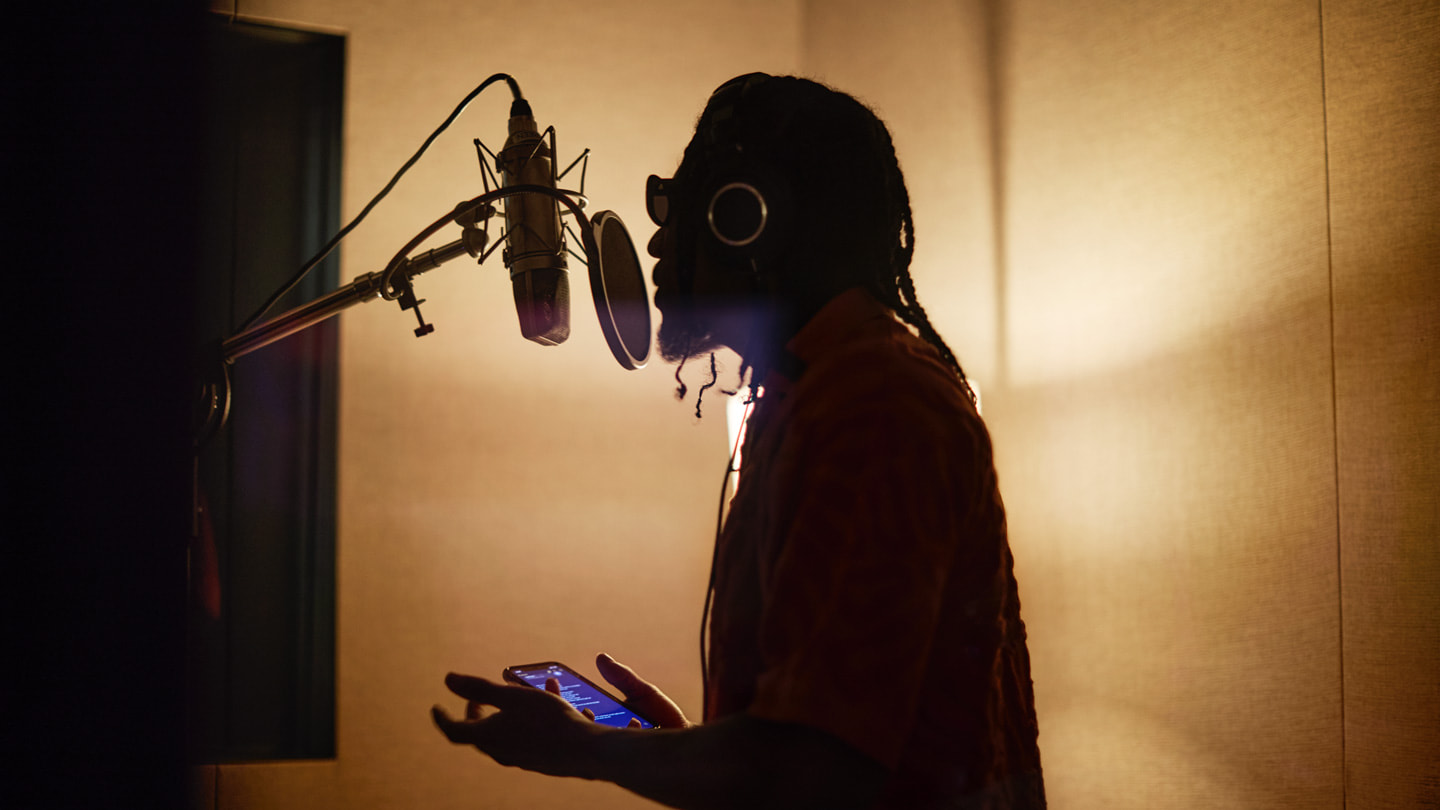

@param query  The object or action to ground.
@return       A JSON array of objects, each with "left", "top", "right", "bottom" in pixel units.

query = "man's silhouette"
[{"left": 435, "top": 73, "right": 1045, "bottom": 810}]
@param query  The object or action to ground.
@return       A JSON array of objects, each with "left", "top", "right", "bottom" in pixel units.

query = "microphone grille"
[{"left": 512, "top": 267, "right": 570, "bottom": 346}]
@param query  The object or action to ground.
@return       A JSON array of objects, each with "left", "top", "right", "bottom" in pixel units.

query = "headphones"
[
  {"left": 699, "top": 72, "right": 790, "bottom": 266},
  {"left": 648, "top": 73, "right": 793, "bottom": 272}
]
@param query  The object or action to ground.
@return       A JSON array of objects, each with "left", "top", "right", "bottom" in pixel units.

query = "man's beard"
[
  {"left": 655, "top": 297, "right": 760, "bottom": 418},
  {"left": 655, "top": 298, "right": 724, "bottom": 364}
]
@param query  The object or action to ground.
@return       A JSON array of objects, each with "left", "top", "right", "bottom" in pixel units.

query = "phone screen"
[{"left": 504, "top": 662, "right": 655, "bottom": 729}]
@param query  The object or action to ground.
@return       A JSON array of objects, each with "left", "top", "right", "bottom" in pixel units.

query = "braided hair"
[{"left": 863, "top": 113, "right": 977, "bottom": 405}]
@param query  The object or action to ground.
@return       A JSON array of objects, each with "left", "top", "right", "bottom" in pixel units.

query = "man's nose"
[{"left": 647, "top": 227, "right": 665, "bottom": 259}]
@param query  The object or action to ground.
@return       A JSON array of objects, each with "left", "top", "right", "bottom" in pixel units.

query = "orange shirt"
[{"left": 705, "top": 289, "right": 1044, "bottom": 808}]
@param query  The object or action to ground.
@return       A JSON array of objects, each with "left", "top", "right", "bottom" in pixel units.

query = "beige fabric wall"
[
  {"left": 201, "top": 1, "right": 799, "bottom": 808},
  {"left": 985, "top": 0, "right": 1342, "bottom": 807},
  {"left": 1327, "top": 2, "right": 1440, "bottom": 807},
  {"left": 983, "top": 0, "right": 1438, "bottom": 808}
]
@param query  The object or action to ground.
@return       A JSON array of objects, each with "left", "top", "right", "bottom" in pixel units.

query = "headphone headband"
[{"left": 702, "top": 72, "right": 772, "bottom": 156}]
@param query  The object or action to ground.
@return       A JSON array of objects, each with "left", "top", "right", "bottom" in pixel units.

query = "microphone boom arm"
[
  {"left": 201, "top": 184, "right": 593, "bottom": 441},
  {"left": 220, "top": 184, "right": 590, "bottom": 364}
]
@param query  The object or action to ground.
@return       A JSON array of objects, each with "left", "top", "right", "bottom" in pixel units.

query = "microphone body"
[{"left": 499, "top": 102, "right": 570, "bottom": 345}]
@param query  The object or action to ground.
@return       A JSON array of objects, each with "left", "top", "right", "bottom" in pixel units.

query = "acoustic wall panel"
[
  {"left": 987, "top": 2, "right": 1342, "bottom": 807},
  {"left": 1325, "top": 2, "right": 1440, "bottom": 807}
]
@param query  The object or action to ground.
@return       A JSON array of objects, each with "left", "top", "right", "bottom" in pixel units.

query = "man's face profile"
[{"left": 648, "top": 217, "right": 723, "bottom": 364}]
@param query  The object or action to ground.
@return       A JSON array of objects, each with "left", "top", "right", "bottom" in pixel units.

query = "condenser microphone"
[{"left": 499, "top": 97, "right": 569, "bottom": 345}]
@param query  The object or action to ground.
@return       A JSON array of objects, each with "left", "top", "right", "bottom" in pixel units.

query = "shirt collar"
[{"left": 761, "top": 288, "right": 896, "bottom": 392}]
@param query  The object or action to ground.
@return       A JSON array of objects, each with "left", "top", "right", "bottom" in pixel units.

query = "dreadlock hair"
[
  {"left": 864, "top": 112, "right": 978, "bottom": 406},
  {"left": 676, "top": 75, "right": 977, "bottom": 406},
  {"left": 674, "top": 344, "right": 737, "bottom": 420}
]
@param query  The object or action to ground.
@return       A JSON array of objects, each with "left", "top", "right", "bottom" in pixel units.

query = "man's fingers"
[
  {"left": 548, "top": 678, "right": 596, "bottom": 721},
  {"left": 595, "top": 653, "right": 660, "bottom": 700},
  {"left": 445, "top": 672, "right": 523, "bottom": 709},
  {"left": 627, "top": 717, "right": 642, "bottom": 729},
  {"left": 433, "top": 704, "right": 501, "bottom": 749},
  {"left": 596, "top": 652, "right": 691, "bottom": 729},
  {"left": 432, "top": 705, "right": 470, "bottom": 744}
]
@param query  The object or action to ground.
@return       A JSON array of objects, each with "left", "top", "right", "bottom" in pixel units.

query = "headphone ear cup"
[
  {"left": 708, "top": 182, "right": 767, "bottom": 248},
  {"left": 699, "top": 162, "right": 791, "bottom": 270}
]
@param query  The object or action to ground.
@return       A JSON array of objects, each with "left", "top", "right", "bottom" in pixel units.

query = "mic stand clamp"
[
  {"left": 383, "top": 202, "right": 493, "bottom": 337},
  {"left": 395, "top": 281, "right": 433, "bottom": 337}
]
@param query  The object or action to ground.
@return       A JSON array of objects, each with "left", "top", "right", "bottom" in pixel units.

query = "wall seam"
[
  {"left": 982, "top": 0, "right": 1008, "bottom": 391},
  {"left": 1317, "top": 0, "right": 1347, "bottom": 807},
  {"left": 796, "top": 0, "right": 811, "bottom": 77}
]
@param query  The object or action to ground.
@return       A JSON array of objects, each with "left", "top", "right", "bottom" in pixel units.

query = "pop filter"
[{"left": 588, "top": 210, "right": 651, "bottom": 370}]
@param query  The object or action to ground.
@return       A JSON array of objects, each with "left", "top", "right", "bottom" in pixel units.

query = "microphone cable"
[{"left": 237, "top": 73, "right": 524, "bottom": 333}]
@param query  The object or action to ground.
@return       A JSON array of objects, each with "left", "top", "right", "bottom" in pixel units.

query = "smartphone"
[{"left": 503, "top": 661, "right": 656, "bottom": 729}]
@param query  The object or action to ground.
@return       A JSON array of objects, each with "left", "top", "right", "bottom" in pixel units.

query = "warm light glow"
[{"left": 725, "top": 387, "right": 759, "bottom": 496}]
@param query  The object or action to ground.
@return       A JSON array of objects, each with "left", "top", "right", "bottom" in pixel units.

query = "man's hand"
[
  {"left": 433, "top": 664, "right": 885, "bottom": 810},
  {"left": 594, "top": 653, "right": 692, "bottom": 729},
  {"left": 432, "top": 673, "right": 606, "bottom": 779}
]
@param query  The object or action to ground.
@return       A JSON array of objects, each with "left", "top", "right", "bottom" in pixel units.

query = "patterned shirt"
[{"left": 705, "top": 289, "right": 1045, "bottom": 809}]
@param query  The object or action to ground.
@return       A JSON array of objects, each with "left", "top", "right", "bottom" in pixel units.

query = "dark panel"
[
  {"left": 1, "top": 3, "right": 205, "bottom": 809},
  {"left": 190, "top": 14, "right": 343, "bottom": 762}
]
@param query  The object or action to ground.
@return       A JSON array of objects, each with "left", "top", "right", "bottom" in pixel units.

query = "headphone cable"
[{"left": 699, "top": 390, "right": 756, "bottom": 711}]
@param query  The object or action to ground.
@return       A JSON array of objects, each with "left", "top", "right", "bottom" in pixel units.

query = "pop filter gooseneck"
[{"left": 588, "top": 210, "right": 651, "bottom": 370}]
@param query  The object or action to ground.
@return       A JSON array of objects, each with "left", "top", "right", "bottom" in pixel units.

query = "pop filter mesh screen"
[{"left": 593, "top": 212, "right": 650, "bottom": 367}]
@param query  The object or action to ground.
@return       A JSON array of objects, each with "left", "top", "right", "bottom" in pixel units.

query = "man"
[{"left": 433, "top": 73, "right": 1045, "bottom": 809}]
